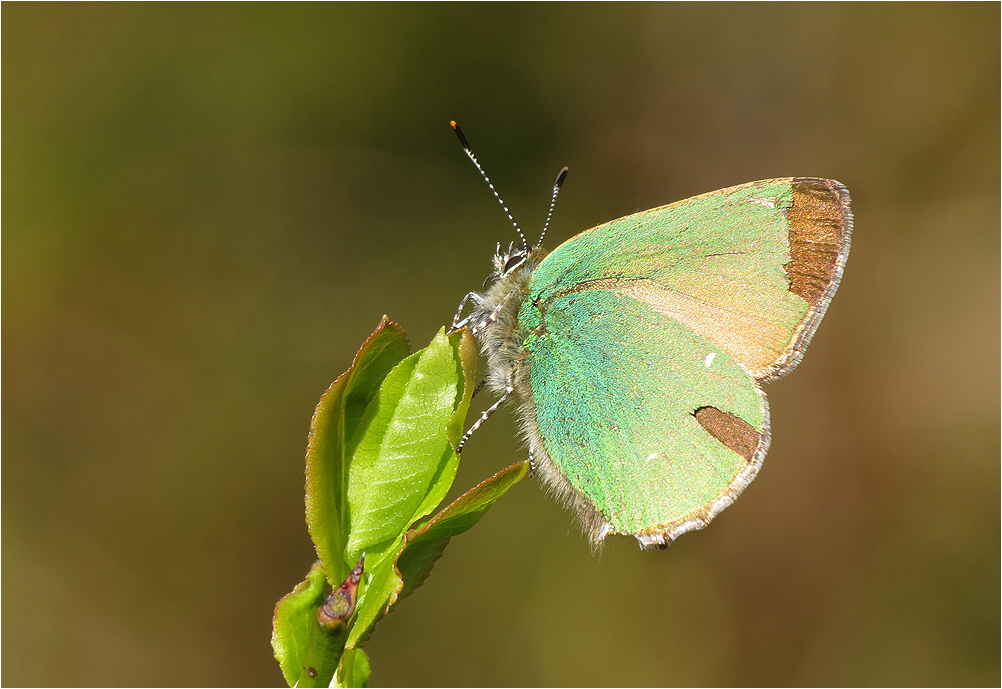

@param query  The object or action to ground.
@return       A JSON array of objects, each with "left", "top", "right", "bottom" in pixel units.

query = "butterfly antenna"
[
  {"left": 537, "top": 166, "right": 569, "bottom": 250},
  {"left": 450, "top": 121, "right": 529, "bottom": 252}
]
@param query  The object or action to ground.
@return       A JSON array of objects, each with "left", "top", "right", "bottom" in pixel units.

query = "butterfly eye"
[{"left": 504, "top": 254, "right": 525, "bottom": 273}]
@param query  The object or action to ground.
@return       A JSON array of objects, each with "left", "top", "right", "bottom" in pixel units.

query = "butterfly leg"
[
  {"left": 470, "top": 289, "right": 515, "bottom": 336},
  {"left": 451, "top": 292, "right": 485, "bottom": 331},
  {"left": 471, "top": 378, "right": 488, "bottom": 398},
  {"left": 457, "top": 370, "right": 515, "bottom": 454}
]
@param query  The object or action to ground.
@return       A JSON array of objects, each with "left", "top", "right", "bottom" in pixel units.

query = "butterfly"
[{"left": 449, "top": 123, "right": 852, "bottom": 549}]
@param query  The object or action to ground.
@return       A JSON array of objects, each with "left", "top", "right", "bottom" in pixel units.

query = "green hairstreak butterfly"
[{"left": 449, "top": 122, "right": 852, "bottom": 549}]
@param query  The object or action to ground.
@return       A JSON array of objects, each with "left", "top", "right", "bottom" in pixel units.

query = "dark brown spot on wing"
[
  {"left": 785, "top": 178, "right": 850, "bottom": 306},
  {"left": 693, "top": 406, "right": 761, "bottom": 461}
]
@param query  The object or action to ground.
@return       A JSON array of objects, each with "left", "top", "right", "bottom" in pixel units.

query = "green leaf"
[
  {"left": 394, "top": 328, "right": 478, "bottom": 547},
  {"left": 334, "top": 649, "right": 371, "bottom": 688},
  {"left": 288, "top": 324, "right": 486, "bottom": 678},
  {"left": 444, "top": 328, "right": 478, "bottom": 451},
  {"left": 271, "top": 562, "right": 349, "bottom": 688},
  {"left": 397, "top": 461, "right": 531, "bottom": 601},
  {"left": 345, "top": 543, "right": 405, "bottom": 649},
  {"left": 272, "top": 562, "right": 327, "bottom": 687},
  {"left": 346, "top": 461, "right": 530, "bottom": 649},
  {"left": 305, "top": 317, "right": 409, "bottom": 585},
  {"left": 404, "top": 445, "right": 458, "bottom": 539},
  {"left": 345, "top": 328, "right": 462, "bottom": 564}
]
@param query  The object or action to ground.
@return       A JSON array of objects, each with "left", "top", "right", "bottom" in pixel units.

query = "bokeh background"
[{"left": 4, "top": 3, "right": 999, "bottom": 686}]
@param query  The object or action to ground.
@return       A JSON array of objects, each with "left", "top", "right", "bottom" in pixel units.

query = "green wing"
[
  {"left": 516, "top": 178, "right": 851, "bottom": 546},
  {"left": 518, "top": 288, "right": 768, "bottom": 546},
  {"left": 528, "top": 178, "right": 851, "bottom": 380}
]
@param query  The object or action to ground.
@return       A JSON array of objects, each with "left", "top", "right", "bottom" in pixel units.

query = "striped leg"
[
  {"left": 471, "top": 378, "right": 488, "bottom": 398},
  {"left": 470, "top": 289, "right": 515, "bottom": 336},
  {"left": 452, "top": 292, "right": 484, "bottom": 331},
  {"left": 457, "top": 372, "right": 515, "bottom": 454}
]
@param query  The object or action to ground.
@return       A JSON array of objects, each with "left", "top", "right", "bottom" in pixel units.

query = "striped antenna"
[
  {"left": 450, "top": 121, "right": 529, "bottom": 252},
  {"left": 536, "top": 166, "right": 569, "bottom": 250}
]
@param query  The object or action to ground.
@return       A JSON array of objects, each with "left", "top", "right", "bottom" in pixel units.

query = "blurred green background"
[{"left": 4, "top": 3, "right": 999, "bottom": 686}]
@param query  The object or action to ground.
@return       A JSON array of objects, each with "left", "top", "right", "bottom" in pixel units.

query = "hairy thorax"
[{"left": 470, "top": 249, "right": 548, "bottom": 398}]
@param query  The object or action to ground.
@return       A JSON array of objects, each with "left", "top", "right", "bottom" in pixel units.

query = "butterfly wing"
[
  {"left": 528, "top": 178, "right": 851, "bottom": 381},
  {"left": 517, "top": 288, "right": 768, "bottom": 547},
  {"left": 516, "top": 178, "right": 850, "bottom": 546}
]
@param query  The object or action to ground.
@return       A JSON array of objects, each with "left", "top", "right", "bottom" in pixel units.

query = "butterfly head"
[{"left": 485, "top": 241, "right": 529, "bottom": 287}]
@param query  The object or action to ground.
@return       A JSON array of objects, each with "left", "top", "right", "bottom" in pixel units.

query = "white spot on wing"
[
  {"left": 646, "top": 452, "right": 658, "bottom": 461},
  {"left": 750, "top": 196, "right": 777, "bottom": 208},
  {"left": 704, "top": 352, "right": 716, "bottom": 367}
]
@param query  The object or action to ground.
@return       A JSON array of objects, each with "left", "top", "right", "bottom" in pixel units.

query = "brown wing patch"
[
  {"left": 693, "top": 406, "right": 761, "bottom": 461},
  {"left": 786, "top": 178, "right": 850, "bottom": 306}
]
